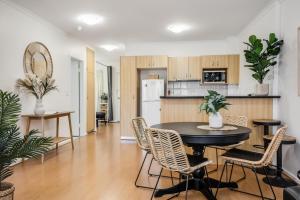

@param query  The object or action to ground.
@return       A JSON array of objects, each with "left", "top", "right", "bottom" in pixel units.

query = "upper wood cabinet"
[
  {"left": 188, "top": 56, "right": 202, "bottom": 80},
  {"left": 227, "top": 55, "right": 240, "bottom": 84},
  {"left": 168, "top": 57, "right": 189, "bottom": 81},
  {"left": 136, "top": 56, "right": 168, "bottom": 69},
  {"left": 202, "top": 55, "right": 228, "bottom": 68}
]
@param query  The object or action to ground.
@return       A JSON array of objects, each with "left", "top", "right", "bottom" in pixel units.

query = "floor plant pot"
[
  {"left": 209, "top": 112, "right": 223, "bottom": 128},
  {"left": 255, "top": 83, "right": 269, "bottom": 96},
  {"left": 34, "top": 98, "right": 45, "bottom": 115},
  {"left": 0, "top": 182, "right": 15, "bottom": 200}
]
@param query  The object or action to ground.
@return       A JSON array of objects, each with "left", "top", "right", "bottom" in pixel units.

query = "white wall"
[
  {"left": 125, "top": 40, "right": 236, "bottom": 56},
  {"left": 234, "top": 1, "right": 281, "bottom": 96},
  {"left": 0, "top": 1, "right": 94, "bottom": 137},
  {"left": 277, "top": 0, "right": 300, "bottom": 178}
]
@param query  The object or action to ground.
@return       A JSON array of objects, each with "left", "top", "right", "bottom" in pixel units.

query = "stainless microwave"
[{"left": 203, "top": 69, "right": 227, "bottom": 84}]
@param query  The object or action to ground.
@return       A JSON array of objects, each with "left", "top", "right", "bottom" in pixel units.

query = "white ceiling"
[{"left": 11, "top": 0, "right": 273, "bottom": 45}]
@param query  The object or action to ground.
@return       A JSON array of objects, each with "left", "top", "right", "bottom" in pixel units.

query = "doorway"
[{"left": 71, "top": 57, "right": 84, "bottom": 136}]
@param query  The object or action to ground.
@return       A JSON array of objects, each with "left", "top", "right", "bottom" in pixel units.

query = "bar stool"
[
  {"left": 253, "top": 119, "right": 281, "bottom": 149},
  {"left": 253, "top": 119, "right": 281, "bottom": 176},
  {"left": 262, "top": 134, "right": 297, "bottom": 188}
]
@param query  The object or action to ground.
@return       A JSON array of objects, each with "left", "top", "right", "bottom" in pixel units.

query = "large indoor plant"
[
  {"left": 0, "top": 90, "right": 52, "bottom": 199},
  {"left": 244, "top": 33, "right": 283, "bottom": 95},
  {"left": 15, "top": 73, "right": 57, "bottom": 115},
  {"left": 200, "top": 90, "right": 230, "bottom": 128}
]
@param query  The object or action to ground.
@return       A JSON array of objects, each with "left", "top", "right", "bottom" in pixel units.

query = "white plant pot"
[
  {"left": 209, "top": 112, "right": 223, "bottom": 128},
  {"left": 34, "top": 98, "right": 45, "bottom": 115},
  {"left": 255, "top": 83, "right": 269, "bottom": 96}
]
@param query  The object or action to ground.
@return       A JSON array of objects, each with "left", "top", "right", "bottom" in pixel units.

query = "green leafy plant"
[
  {"left": 0, "top": 90, "right": 52, "bottom": 190},
  {"left": 200, "top": 90, "right": 230, "bottom": 114},
  {"left": 244, "top": 33, "right": 283, "bottom": 84},
  {"left": 100, "top": 93, "right": 108, "bottom": 101}
]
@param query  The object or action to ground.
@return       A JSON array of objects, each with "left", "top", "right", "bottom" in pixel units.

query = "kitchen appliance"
[
  {"left": 203, "top": 69, "right": 227, "bottom": 84},
  {"left": 141, "top": 79, "right": 164, "bottom": 126}
]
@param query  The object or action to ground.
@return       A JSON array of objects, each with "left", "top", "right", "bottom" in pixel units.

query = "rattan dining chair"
[
  {"left": 132, "top": 117, "right": 154, "bottom": 189},
  {"left": 145, "top": 128, "right": 212, "bottom": 200},
  {"left": 132, "top": 117, "right": 175, "bottom": 190},
  {"left": 208, "top": 115, "right": 248, "bottom": 182},
  {"left": 215, "top": 126, "right": 288, "bottom": 200}
]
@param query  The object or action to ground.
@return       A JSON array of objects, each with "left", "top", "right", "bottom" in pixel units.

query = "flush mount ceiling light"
[
  {"left": 77, "top": 14, "right": 104, "bottom": 26},
  {"left": 167, "top": 23, "right": 191, "bottom": 34},
  {"left": 100, "top": 44, "right": 119, "bottom": 52},
  {"left": 100, "top": 44, "right": 125, "bottom": 52}
]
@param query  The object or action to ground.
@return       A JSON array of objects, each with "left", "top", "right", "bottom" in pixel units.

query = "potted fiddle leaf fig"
[
  {"left": 244, "top": 33, "right": 283, "bottom": 95},
  {"left": 0, "top": 90, "right": 52, "bottom": 200},
  {"left": 200, "top": 90, "right": 230, "bottom": 128}
]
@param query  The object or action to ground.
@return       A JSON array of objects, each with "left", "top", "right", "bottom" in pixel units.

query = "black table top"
[{"left": 151, "top": 122, "right": 251, "bottom": 146}]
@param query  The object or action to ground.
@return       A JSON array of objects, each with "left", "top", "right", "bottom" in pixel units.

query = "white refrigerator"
[{"left": 141, "top": 79, "right": 164, "bottom": 126}]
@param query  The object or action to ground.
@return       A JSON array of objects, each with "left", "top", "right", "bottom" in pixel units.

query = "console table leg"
[
  {"left": 68, "top": 114, "right": 74, "bottom": 150},
  {"left": 56, "top": 117, "right": 60, "bottom": 152}
]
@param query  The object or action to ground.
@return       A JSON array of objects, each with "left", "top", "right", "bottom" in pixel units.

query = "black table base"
[
  {"left": 255, "top": 166, "right": 277, "bottom": 176},
  {"left": 154, "top": 177, "right": 238, "bottom": 199},
  {"left": 263, "top": 176, "right": 297, "bottom": 188}
]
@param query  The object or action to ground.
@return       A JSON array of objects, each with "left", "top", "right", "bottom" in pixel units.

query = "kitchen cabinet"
[
  {"left": 136, "top": 56, "right": 168, "bottom": 69},
  {"left": 201, "top": 55, "right": 228, "bottom": 68},
  {"left": 120, "top": 56, "right": 137, "bottom": 137},
  {"left": 188, "top": 56, "right": 202, "bottom": 80},
  {"left": 227, "top": 55, "right": 240, "bottom": 84},
  {"left": 168, "top": 57, "right": 189, "bottom": 81}
]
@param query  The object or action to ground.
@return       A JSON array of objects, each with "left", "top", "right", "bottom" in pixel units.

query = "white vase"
[
  {"left": 255, "top": 83, "right": 269, "bottom": 96},
  {"left": 209, "top": 112, "right": 223, "bottom": 128},
  {"left": 34, "top": 98, "right": 45, "bottom": 115}
]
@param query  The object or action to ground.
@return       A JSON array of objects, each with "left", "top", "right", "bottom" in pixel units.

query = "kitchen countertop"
[{"left": 160, "top": 95, "right": 281, "bottom": 99}]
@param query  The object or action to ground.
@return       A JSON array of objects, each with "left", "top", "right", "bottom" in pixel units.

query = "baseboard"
[{"left": 120, "top": 136, "right": 136, "bottom": 140}]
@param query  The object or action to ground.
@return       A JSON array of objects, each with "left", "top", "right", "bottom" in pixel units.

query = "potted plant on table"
[
  {"left": 244, "top": 33, "right": 283, "bottom": 95},
  {"left": 0, "top": 90, "right": 52, "bottom": 199},
  {"left": 100, "top": 93, "right": 108, "bottom": 103},
  {"left": 200, "top": 90, "right": 230, "bottom": 128},
  {"left": 15, "top": 73, "right": 57, "bottom": 115}
]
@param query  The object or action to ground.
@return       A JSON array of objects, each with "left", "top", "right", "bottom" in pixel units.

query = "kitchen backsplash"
[{"left": 167, "top": 82, "right": 241, "bottom": 96}]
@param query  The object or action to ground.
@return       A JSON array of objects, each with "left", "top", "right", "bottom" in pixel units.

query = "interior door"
[{"left": 86, "top": 48, "right": 96, "bottom": 133}]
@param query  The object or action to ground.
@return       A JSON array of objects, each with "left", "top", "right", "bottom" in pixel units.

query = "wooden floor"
[{"left": 8, "top": 123, "right": 284, "bottom": 200}]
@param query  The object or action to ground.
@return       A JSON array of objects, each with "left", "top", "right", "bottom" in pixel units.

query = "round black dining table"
[{"left": 151, "top": 122, "right": 251, "bottom": 200}]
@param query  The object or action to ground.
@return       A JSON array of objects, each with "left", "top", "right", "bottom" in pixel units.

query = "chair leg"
[
  {"left": 263, "top": 167, "right": 276, "bottom": 200},
  {"left": 185, "top": 175, "right": 189, "bottom": 200},
  {"left": 208, "top": 148, "right": 219, "bottom": 174},
  {"left": 151, "top": 168, "right": 163, "bottom": 200},
  {"left": 253, "top": 168, "right": 264, "bottom": 200},
  {"left": 135, "top": 152, "right": 154, "bottom": 189},
  {"left": 170, "top": 171, "right": 174, "bottom": 186},
  {"left": 215, "top": 161, "right": 227, "bottom": 198},
  {"left": 147, "top": 157, "right": 154, "bottom": 176},
  {"left": 229, "top": 165, "right": 276, "bottom": 200}
]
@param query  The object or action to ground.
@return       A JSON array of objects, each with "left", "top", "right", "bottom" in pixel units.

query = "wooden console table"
[{"left": 21, "top": 111, "right": 74, "bottom": 163}]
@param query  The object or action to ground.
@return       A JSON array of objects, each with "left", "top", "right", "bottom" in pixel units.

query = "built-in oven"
[{"left": 203, "top": 69, "right": 227, "bottom": 84}]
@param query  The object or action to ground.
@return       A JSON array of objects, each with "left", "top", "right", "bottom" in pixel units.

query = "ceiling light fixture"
[
  {"left": 77, "top": 14, "right": 103, "bottom": 26},
  {"left": 167, "top": 23, "right": 191, "bottom": 34},
  {"left": 100, "top": 44, "right": 119, "bottom": 52}
]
